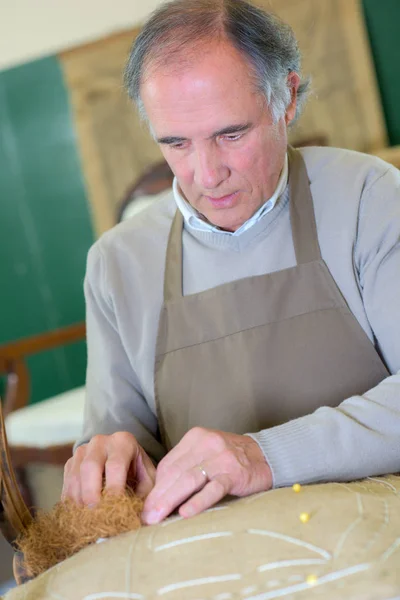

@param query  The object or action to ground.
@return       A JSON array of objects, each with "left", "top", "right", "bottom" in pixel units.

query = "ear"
[{"left": 285, "top": 72, "right": 301, "bottom": 125}]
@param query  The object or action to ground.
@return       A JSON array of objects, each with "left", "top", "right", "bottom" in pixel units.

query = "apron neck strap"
[
  {"left": 164, "top": 146, "right": 322, "bottom": 302},
  {"left": 287, "top": 146, "right": 322, "bottom": 265},
  {"left": 164, "top": 209, "right": 184, "bottom": 303}
]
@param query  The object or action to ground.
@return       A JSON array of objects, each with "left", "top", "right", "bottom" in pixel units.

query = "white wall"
[{"left": 0, "top": 0, "right": 163, "bottom": 71}]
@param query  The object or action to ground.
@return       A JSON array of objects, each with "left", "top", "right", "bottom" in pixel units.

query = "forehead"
[{"left": 140, "top": 41, "right": 264, "bottom": 137}]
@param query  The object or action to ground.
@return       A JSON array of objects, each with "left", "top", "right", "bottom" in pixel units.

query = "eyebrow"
[{"left": 157, "top": 123, "right": 252, "bottom": 145}]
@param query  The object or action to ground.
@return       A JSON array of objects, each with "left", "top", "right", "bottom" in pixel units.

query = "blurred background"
[{"left": 0, "top": 0, "right": 399, "bottom": 593}]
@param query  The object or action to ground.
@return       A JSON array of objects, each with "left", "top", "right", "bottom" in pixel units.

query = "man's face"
[{"left": 141, "top": 41, "right": 298, "bottom": 232}]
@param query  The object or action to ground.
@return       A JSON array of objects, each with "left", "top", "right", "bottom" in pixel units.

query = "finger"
[
  {"left": 61, "top": 457, "right": 73, "bottom": 501},
  {"left": 143, "top": 459, "right": 191, "bottom": 513},
  {"left": 143, "top": 430, "right": 222, "bottom": 518},
  {"left": 142, "top": 465, "right": 208, "bottom": 524},
  {"left": 155, "top": 427, "right": 209, "bottom": 480},
  {"left": 80, "top": 439, "right": 108, "bottom": 505},
  {"left": 104, "top": 443, "right": 139, "bottom": 495},
  {"left": 134, "top": 452, "right": 156, "bottom": 499},
  {"left": 61, "top": 446, "right": 87, "bottom": 505},
  {"left": 179, "top": 473, "right": 232, "bottom": 519}
]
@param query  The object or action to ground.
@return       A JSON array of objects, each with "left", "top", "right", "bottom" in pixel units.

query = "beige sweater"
[{"left": 77, "top": 147, "right": 400, "bottom": 487}]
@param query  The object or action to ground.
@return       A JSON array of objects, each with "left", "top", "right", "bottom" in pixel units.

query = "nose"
[{"left": 193, "top": 145, "right": 229, "bottom": 190}]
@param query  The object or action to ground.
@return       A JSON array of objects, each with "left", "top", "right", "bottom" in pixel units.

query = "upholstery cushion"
[
  {"left": 3, "top": 475, "right": 400, "bottom": 599},
  {"left": 5, "top": 387, "right": 85, "bottom": 448}
]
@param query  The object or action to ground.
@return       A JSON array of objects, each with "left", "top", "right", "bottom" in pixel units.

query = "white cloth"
[
  {"left": 121, "top": 190, "right": 169, "bottom": 222},
  {"left": 5, "top": 387, "right": 86, "bottom": 448}
]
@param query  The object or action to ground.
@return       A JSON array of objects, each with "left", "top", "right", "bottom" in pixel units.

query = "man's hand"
[
  {"left": 62, "top": 432, "right": 156, "bottom": 506},
  {"left": 142, "top": 427, "right": 272, "bottom": 524}
]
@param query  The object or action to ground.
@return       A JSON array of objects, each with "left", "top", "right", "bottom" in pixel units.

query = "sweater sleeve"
[
  {"left": 247, "top": 165, "right": 400, "bottom": 488},
  {"left": 74, "top": 243, "right": 166, "bottom": 463}
]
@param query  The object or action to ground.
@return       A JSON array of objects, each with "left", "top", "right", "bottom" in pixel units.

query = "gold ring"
[{"left": 197, "top": 464, "right": 208, "bottom": 479}]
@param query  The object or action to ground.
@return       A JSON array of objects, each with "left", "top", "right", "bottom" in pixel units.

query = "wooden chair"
[
  {"left": 0, "top": 323, "right": 86, "bottom": 508},
  {"left": 117, "top": 160, "right": 174, "bottom": 223}
]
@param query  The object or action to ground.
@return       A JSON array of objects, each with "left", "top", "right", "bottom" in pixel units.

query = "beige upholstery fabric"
[{"left": 4, "top": 475, "right": 400, "bottom": 599}]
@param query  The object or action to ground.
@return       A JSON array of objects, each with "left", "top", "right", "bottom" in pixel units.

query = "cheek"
[
  {"left": 228, "top": 142, "right": 264, "bottom": 179},
  {"left": 161, "top": 150, "right": 193, "bottom": 184},
  {"left": 222, "top": 144, "right": 255, "bottom": 177},
  {"left": 242, "top": 132, "right": 283, "bottom": 176}
]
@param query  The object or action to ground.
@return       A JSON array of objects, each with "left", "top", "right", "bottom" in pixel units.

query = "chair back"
[
  {"left": 0, "top": 399, "right": 32, "bottom": 546},
  {"left": 117, "top": 161, "right": 174, "bottom": 223}
]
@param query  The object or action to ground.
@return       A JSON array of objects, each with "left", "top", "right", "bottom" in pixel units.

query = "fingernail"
[{"left": 142, "top": 510, "right": 163, "bottom": 524}]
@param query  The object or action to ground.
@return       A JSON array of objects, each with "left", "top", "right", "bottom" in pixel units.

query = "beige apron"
[{"left": 154, "top": 147, "right": 388, "bottom": 451}]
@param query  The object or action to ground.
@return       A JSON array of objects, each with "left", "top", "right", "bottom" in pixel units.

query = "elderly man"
[{"left": 62, "top": 0, "right": 400, "bottom": 525}]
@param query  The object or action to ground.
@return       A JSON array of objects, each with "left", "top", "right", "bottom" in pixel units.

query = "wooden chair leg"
[{"left": 13, "top": 468, "right": 35, "bottom": 515}]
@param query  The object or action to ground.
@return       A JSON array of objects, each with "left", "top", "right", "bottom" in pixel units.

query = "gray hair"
[{"left": 124, "top": 0, "right": 310, "bottom": 123}]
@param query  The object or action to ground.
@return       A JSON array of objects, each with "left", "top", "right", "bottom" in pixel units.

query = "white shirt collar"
[{"left": 173, "top": 153, "right": 288, "bottom": 236}]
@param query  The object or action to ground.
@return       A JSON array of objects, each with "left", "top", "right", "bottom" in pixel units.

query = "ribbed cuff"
[
  {"left": 245, "top": 417, "right": 332, "bottom": 489},
  {"left": 246, "top": 382, "right": 400, "bottom": 489}
]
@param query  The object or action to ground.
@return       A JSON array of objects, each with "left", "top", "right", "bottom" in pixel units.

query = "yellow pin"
[
  {"left": 306, "top": 574, "right": 318, "bottom": 586},
  {"left": 292, "top": 483, "right": 302, "bottom": 493},
  {"left": 299, "top": 512, "right": 310, "bottom": 523}
]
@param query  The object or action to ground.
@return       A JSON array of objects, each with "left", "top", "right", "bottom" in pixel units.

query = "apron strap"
[
  {"left": 164, "top": 209, "right": 184, "bottom": 302},
  {"left": 164, "top": 147, "right": 322, "bottom": 301},
  {"left": 287, "top": 146, "right": 322, "bottom": 264}
]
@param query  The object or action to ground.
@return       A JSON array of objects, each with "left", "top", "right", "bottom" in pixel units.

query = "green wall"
[
  {"left": 0, "top": 57, "right": 94, "bottom": 404},
  {"left": 362, "top": 0, "right": 400, "bottom": 145}
]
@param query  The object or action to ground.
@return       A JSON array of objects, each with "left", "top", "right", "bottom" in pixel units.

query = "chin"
[{"left": 205, "top": 213, "right": 242, "bottom": 233}]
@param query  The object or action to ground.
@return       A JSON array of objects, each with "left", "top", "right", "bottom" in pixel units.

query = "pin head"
[
  {"left": 299, "top": 512, "right": 310, "bottom": 523},
  {"left": 306, "top": 574, "right": 318, "bottom": 586}
]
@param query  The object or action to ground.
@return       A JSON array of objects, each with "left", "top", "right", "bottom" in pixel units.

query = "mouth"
[{"left": 205, "top": 191, "right": 239, "bottom": 209}]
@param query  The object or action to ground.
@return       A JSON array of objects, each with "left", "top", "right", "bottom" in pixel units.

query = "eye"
[
  {"left": 170, "top": 141, "right": 188, "bottom": 150},
  {"left": 223, "top": 133, "right": 244, "bottom": 142}
]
